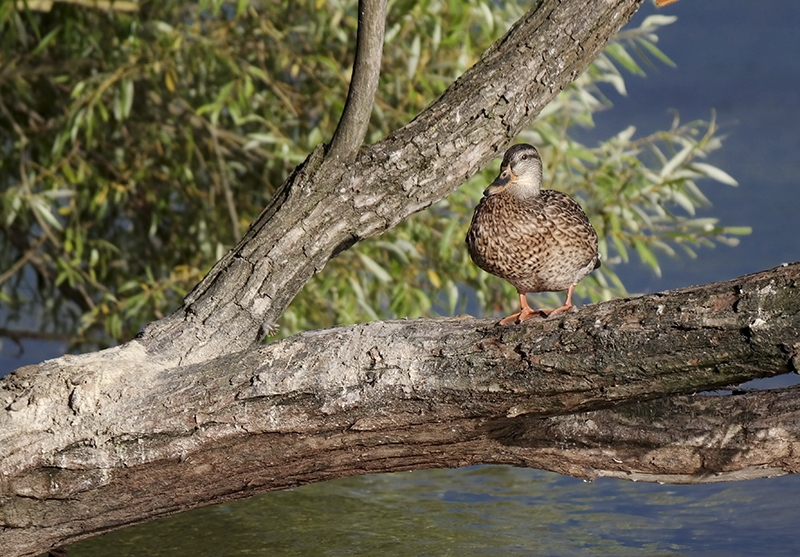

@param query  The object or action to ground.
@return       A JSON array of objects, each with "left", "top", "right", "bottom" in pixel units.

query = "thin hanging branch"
[{"left": 327, "top": 0, "right": 388, "bottom": 162}]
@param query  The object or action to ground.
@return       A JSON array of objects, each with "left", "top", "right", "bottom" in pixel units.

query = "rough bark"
[
  {"left": 4, "top": 0, "right": 800, "bottom": 555},
  {"left": 138, "top": 0, "right": 645, "bottom": 366},
  {"left": 327, "top": 0, "right": 388, "bottom": 162},
  {"left": 2, "top": 262, "right": 800, "bottom": 556}
]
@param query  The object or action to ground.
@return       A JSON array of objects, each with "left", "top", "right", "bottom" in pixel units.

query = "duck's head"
[{"left": 483, "top": 143, "right": 543, "bottom": 198}]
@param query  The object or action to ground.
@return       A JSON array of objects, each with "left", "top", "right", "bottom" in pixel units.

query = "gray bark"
[
  {"left": 5, "top": 0, "right": 800, "bottom": 556},
  {"left": 327, "top": 0, "right": 388, "bottom": 162},
  {"left": 2, "top": 262, "right": 799, "bottom": 556}
]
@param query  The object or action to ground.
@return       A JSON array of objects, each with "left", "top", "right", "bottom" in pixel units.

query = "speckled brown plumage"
[{"left": 466, "top": 143, "right": 601, "bottom": 323}]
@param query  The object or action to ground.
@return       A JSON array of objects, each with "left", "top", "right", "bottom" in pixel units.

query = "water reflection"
[{"left": 66, "top": 465, "right": 800, "bottom": 556}]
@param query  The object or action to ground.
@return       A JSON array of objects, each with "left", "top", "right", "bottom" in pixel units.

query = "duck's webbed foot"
[
  {"left": 537, "top": 284, "right": 577, "bottom": 317},
  {"left": 501, "top": 286, "right": 578, "bottom": 323},
  {"left": 500, "top": 293, "right": 541, "bottom": 324}
]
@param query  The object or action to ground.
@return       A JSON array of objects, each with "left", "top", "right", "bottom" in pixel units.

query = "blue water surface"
[{"left": 65, "top": 466, "right": 800, "bottom": 557}]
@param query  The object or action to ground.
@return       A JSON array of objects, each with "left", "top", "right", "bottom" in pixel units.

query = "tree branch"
[
  {"left": 2, "top": 262, "right": 799, "bottom": 556},
  {"left": 327, "top": 0, "right": 388, "bottom": 163},
  {"left": 138, "top": 0, "right": 646, "bottom": 366},
  {"left": 14, "top": 2, "right": 798, "bottom": 555}
]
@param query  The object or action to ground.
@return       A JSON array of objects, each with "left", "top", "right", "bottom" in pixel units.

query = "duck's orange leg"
[
  {"left": 500, "top": 286, "right": 579, "bottom": 324},
  {"left": 500, "top": 292, "right": 539, "bottom": 324},
  {"left": 537, "top": 284, "right": 576, "bottom": 317}
]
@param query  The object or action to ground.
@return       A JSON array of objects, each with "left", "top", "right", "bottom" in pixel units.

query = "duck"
[{"left": 466, "top": 143, "right": 601, "bottom": 324}]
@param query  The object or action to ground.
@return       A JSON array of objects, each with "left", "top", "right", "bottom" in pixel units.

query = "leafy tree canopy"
[{"left": 0, "top": 0, "right": 748, "bottom": 347}]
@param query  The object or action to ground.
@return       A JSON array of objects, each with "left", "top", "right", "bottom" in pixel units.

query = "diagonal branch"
[
  {"left": 327, "top": 0, "right": 388, "bottom": 162},
  {"left": 139, "top": 0, "right": 646, "bottom": 366}
]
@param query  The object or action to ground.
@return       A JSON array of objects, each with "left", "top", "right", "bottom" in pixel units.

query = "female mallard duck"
[{"left": 466, "top": 143, "right": 601, "bottom": 324}]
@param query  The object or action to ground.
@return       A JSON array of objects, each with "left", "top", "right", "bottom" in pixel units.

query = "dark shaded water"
[{"left": 6, "top": 0, "right": 800, "bottom": 555}]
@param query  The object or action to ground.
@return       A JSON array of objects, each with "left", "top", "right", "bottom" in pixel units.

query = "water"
[
  {"left": 7, "top": 0, "right": 800, "bottom": 555},
  {"left": 65, "top": 467, "right": 800, "bottom": 556},
  {"left": 578, "top": 0, "right": 800, "bottom": 294}
]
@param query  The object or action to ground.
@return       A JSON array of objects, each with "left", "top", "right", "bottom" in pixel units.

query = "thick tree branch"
[
  {"left": 139, "top": 0, "right": 646, "bottom": 366},
  {"left": 523, "top": 385, "right": 800, "bottom": 484},
  {"left": 2, "top": 262, "right": 799, "bottom": 556},
  {"left": 327, "top": 0, "right": 388, "bottom": 162}
]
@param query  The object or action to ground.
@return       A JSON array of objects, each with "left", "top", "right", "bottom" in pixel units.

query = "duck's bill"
[{"left": 483, "top": 169, "right": 515, "bottom": 196}]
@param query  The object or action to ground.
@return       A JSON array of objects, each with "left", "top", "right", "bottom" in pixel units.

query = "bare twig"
[
  {"left": 0, "top": 236, "right": 46, "bottom": 289},
  {"left": 209, "top": 126, "right": 241, "bottom": 239}
]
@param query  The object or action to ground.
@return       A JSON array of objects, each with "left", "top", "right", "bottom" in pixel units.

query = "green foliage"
[
  {"left": 0, "top": 2, "right": 748, "bottom": 346},
  {"left": 283, "top": 13, "right": 749, "bottom": 333}
]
